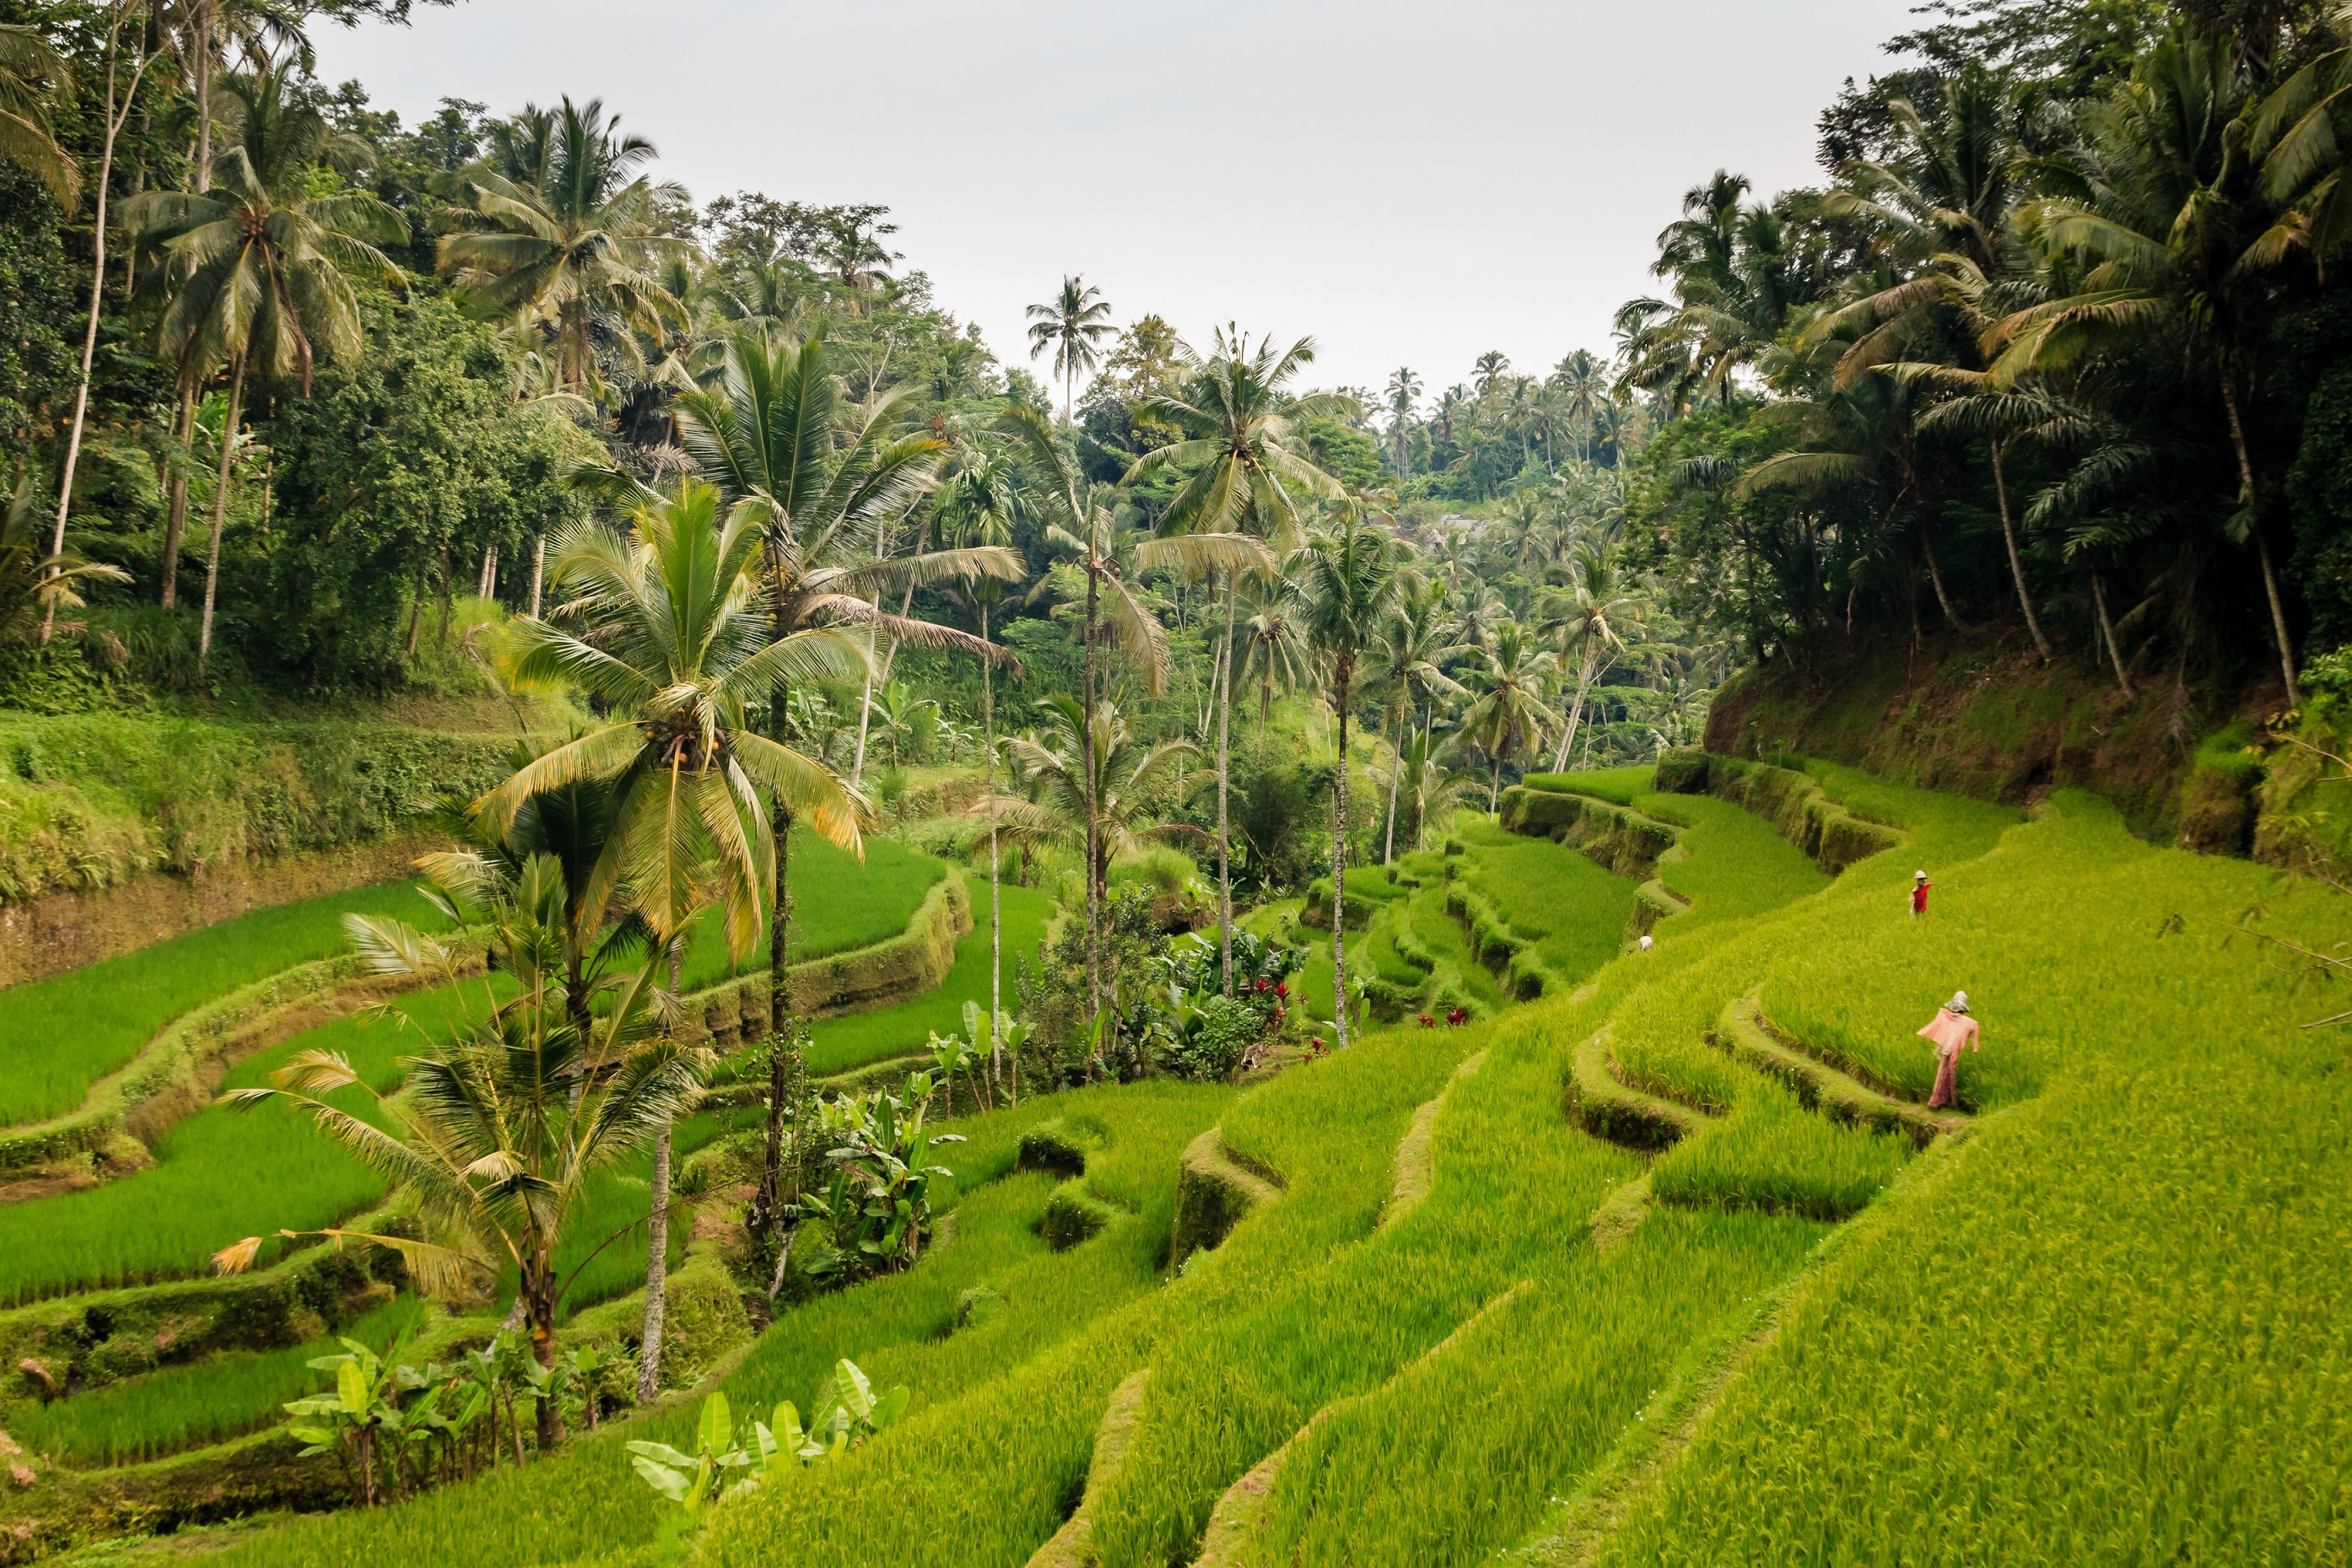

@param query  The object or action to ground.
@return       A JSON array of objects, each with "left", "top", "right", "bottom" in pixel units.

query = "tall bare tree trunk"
[
  {"left": 45, "top": 11, "right": 150, "bottom": 643},
  {"left": 196, "top": 353, "right": 245, "bottom": 674},
  {"left": 1919, "top": 526, "right": 1968, "bottom": 633},
  {"left": 2091, "top": 573, "right": 2136, "bottom": 699},
  {"left": 2220, "top": 375, "right": 2298, "bottom": 705},
  {"left": 1216, "top": 572, "right": 1237, "bottom": 1000},
  {"left": 1382, "top": 707, "right": 1403, "bottom": 865},
  {"left": 161, "top": 386, "right": 193, "bottom": 607},
  {"left": 1331, "top": 659, "right": 1351, "bottom": 1050},
  {"left": 530, "top": 535, "right": 546, "bottom": 617},
  {"left": 981, "top": 598, "right": 1007, "bottom": 1101},
  {"left": 638, "top": 944, "right": 681, "bottom": 1406},
  {"left": 1082, "top": 554, "right": 1101, "bottom": 1047},
  {"left": 1990, "top": 439, "right": 2051, "bottom": 660}
]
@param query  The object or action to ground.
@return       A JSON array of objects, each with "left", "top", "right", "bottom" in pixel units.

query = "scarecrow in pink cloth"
[{"left": 1918, "top": 990, "right": 1979, "bottom": 1110}]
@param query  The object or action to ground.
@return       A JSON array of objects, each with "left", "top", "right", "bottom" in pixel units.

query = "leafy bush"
[{"left": 1163, "top": 994, "right": 1261, "bottom": 1081}]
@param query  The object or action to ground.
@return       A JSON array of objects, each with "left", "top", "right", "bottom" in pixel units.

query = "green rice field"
[
  {"left": 0, "top": 880, "right": 441, "bottom": 1127},
  {"left": 9, "top": 1296, "right": 431, "bottom": 1467},
  {"left": 12, "top": 755, "right": 2349, "bottom": 1568}
]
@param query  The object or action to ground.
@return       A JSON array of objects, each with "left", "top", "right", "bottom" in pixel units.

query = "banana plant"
[
  {"left": 627, "top": 1361, "right": 909, "bottom": 1533},
  {"left": 790, "top": 1073, "right": 965, "bottom": 1282}
]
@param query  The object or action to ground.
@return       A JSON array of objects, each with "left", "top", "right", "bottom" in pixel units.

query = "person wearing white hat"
[
  {"left": 1918, "top": 990, "right": 1978, "bottom": 1109},
  {"left": 1910, "top": 870, "right": 1933, "bottom": 919}
]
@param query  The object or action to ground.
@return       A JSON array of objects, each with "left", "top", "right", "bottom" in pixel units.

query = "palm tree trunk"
[
  {"left": 1919, "top": 525, "right": 1967, "bottom": 634},
  {"left": 43, "top": 13, "right": 148, "bottom": 644},
  {"left": 850, "top": 512, "right": 888, "bottom": 788},
  {"left": 758, "top": 560, "right": 796, "bottom": 1248},
  {"left": 530, "top": 535, "right": 546, "bottom": 618},
  {"left": 1331, "top": 659, "right": 1351, "bottom": 1051},
  {"left": 1489, "top": 756, "right": 1500, "bottom": 820},
  {"left": 2091, "top": 572, "right": 2135, "bottom": 699},
  {"left": 196, "top": 352, "right": 245, "bottom": 675},
  {"left": 161, "top": 386, "right": 193, "bottom": 608},
  {"left": 1382, "top": 707, "right": 1402, "bottom": 865},
  {"left": 1551, "top": 658, "right": 1594, "bottom": 772},
  {"left": 981, "top": 599, "right": 1006, "bottom": 1101},
  {"left": 2220, "top": 374, "right": 2298, "bottom": 705},
  {"left": 529, "top": 1268, "right": 564, "bottom": 1450},
  {"left": 1216, "top": 571, "right": 1237, "bottom": 1000},
  {"left": 1990, "top": 439, "right": 2051, "bottom": 660},
  {"left": 637, "top": 945, "right": 681, "bottom": 1406},
  {"left": 1082, "top": 558, "right": 1102, "bottom": 1040}
]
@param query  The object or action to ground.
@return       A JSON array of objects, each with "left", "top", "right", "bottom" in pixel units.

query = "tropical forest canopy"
[{"left": 4, "top": 0, "right": 2352, "bottom": 774}]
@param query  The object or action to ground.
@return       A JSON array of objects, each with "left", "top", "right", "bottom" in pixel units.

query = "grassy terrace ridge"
[
  {"left": 0, "top": 880, "right": 444, "bottom": 1129},
  {"left": 16, "top": 759, "right": 2350, "bottom": 1566},
  {"left": 0, "top": 833, "right": 943, "bottom": 1307}
]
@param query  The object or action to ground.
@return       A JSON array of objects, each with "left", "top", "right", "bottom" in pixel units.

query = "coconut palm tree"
[
  {"left": 1365, "top": 574, "right": 1467, "bottom": 862},
  {"left": 1291, "top": 511, "right": 1402, "bottom": 1050},
  {"left": 1540, "top": 544, "right": 1649, "bottom": 770},
  {"left": 666, "top": 324, "right": 1015, "bottom": 989},
  {"left": 124, "top": 67, "right": 405, "bottom": 672},
  {"left": 999, "top": 402, "right": 1188, "bottom": 1021},
  {"left": 1459, "top": 622, "right": 1557, "bottom": 817},
  {"left": 1025, "top": 275, "right": 1114, "bottom": 423},
  {"left": 985, "top": 693, "right": 1205, "bottom": 919},
  {"left": 1384, "top": 366, "right": 1421, "bottom": 478},
  {"left": 476, "top": 478, "right": 866, "bottom": 960},
  {"left": 1126, "top": 330, "right": 1348, "bottom": 996},
  {"left": 437, "top": 97, "right": 685, "bottom": 398},
  {"left": 937, "top": 440, "right": 1028, "bottom": 1074},
  {"left": 1988, "top": 25, "right": 2321, "bottom": 702},
  {"left": 215, "top": 854, "right": 699, "bottom": 1452},
  {"left": 1552, "top": 349, "right": 1609, "bottom": 463},
  {"left": 1239, "top": 575, "right": 1317, "bottom": 757}
]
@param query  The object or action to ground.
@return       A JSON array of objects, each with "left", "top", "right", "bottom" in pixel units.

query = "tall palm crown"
[
  {"left": 1616, "top": 170, "right": 1821, "bottom": 409},
  {"left": 1126, "top": 331, "right": 1357, "bottom": 546},
  {"left": 1384, "top": 366, "right": 1422, "bottom": 477},
  {"left": 0, "top": 24, "right": 78, "bottom": 208},
  {"left": 1026, "top": 274, "right": 1115, "bottom": 422},
  {"left": 1290, "top": 510, "right": 1403, "bottom": 1049},
  {"left": 671, "top": 325, "right": 1019, "bottom": 661},
  {"left": 1552, "top": 349, "right": 1609, "bottom": 461},
  {"left": 1239, "top": 575, "right": 1318, "bottom": 741},
  {"left": 126, "top": 69, "right": 403, "bottom": 392},
  {"left": 1459, "top": 621, "right": 1557, "bottom": 811},
  {"left": 218, "top": 855, "right": 699, "bottom": 1447},
  {"left": 1987, "top": 25, "right": 2324, "bottom": 698},
  {"left": 439, "top": 97, "right": 686, "bottom": 396},
  {"left": 990, "top": 694, "right": 1204, "bottom": 889},
  {"left": 1540, "top": 543, "right": 1649, "bottom": 769},
  {"left": 479, "top": 479, "right": 867, "bottom": 957}
]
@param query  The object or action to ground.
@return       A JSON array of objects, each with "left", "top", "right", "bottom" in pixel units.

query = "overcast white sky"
[{"left": 316, "top": 0, "right": 1923, "bottom": 400}]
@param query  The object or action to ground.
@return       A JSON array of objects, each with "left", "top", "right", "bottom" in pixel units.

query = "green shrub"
[
  {"left": 1038, "top": 1185, "right": 1115, "bottom": 1252},
  {"left": 1164, "top": 996, "right": 1261, "bottom": 1082}
]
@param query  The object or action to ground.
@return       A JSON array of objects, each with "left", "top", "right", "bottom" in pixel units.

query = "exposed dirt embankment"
[
  {"left": 1702, "top": 637, "right": 2258, "bottom": 850},
  {"left": 0, "top": 833, "right": 444, "bottom": 989}
]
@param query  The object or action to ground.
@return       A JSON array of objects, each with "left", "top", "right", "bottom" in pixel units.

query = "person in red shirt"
[{"left": 1910, "top": 870, "right": 1932, "bottom": 918}]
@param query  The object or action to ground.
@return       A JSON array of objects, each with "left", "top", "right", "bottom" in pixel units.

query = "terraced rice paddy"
[
  {"left": 804, "top": 881, "right": 1054, "bottom": 1079},
  {"left": 13, "top": 756, "right": 2348, "bottom": 1567},
  {"left": 0, "top": 880, "right": 440, "bottom": 1126},
  {"left": 10, "top": 1296, "right": 431, "bottom": 1467}
]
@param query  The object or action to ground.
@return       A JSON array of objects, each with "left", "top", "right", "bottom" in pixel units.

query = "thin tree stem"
[
  {"left": 196, "top": 353, "right": 245, "bottom": 674},
  {"left": 1217, "top": 571, "right": 1237, "bottom": 1000}
]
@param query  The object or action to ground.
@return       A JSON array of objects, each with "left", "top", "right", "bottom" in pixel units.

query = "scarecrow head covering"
[
  {"left": 1945, "top": 989, "right": 1970, "bottom": 1015},
  {"left": 1915, "top": 870, "right": 1929, "bottom": 882}
]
